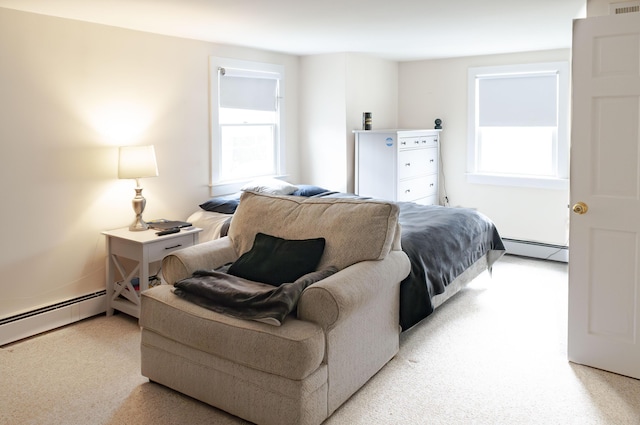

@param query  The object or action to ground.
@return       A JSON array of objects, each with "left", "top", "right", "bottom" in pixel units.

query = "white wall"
[
  {"left": 299, "top": 54, "right": 348, "bottom": 191},
  {"left": 345, "top": 55, "right": 398, "bottom": 192},
  {"left": 398, "top": 49, "right": 571, "bottom": 245},
  {"left": 299, "top": 53, "right": 397, "bottom": 192},
  {"left": 0, "top": 7, "right": 300, "bottom": 320}
]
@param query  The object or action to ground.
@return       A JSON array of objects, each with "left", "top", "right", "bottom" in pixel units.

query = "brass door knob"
[{"left": 572, "top": 202, "right": 588, "bottom": 215}]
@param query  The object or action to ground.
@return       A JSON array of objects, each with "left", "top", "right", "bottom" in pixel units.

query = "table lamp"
[{"left": 118, "top": 145, "right": 159, "bottom": 231}]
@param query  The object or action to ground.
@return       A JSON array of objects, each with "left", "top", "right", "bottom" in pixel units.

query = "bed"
[{"left": 188, "top": 183, "right": 505, "bottom": 330}]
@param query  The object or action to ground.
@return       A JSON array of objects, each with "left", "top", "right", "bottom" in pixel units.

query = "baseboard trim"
[
  {"left": 502, "top": 238, "right": 568, "bottom": 263},
  {"left": 0, "top": 291, "right": 106, "bottom": 346}
]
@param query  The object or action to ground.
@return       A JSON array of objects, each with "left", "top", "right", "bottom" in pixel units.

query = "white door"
[{"left": 569, "top": 13, "right": 640, "bottom": 380}]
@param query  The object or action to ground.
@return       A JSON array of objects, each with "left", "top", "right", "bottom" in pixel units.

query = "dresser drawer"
[
  {"left": 148, "top": 233, "right": 196, "bottom": 262},
  {"left": 399, "top": 134, "right": 438, "bottom": 150},
  {"left": 398, "top": 148, "right": 438, "bottom": 179},
  {"left": 419, "top": 134, "right": 438, "bottom": 147},
  {"left": 424, "top": 173, "right": 438, "bottom": 195},
  {"left": 423, "top": 147, "right": 438, "bottom": 174},
  {"left": 399, "top": 137, "right": 421, "bottom": 149},
  {"left": 397, "top": 175, "right": 438, "bottom": 202}
]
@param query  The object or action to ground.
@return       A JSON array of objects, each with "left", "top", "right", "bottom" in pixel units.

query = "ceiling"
[{"left": 0, "top": 0, "right": 586, "bottom": 61}]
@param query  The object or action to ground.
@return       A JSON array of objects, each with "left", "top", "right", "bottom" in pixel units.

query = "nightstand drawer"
[{"left": 148, "top": 233, "right": 196, "bottom": 262}]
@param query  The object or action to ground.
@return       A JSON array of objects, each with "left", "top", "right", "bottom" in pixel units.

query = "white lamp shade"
[{"left": 118, "top": 145, "right": 159, "bottom": 179}]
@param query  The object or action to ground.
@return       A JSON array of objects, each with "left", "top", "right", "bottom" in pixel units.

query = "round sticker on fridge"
[{"left": 385, "top": 137, "right": 393, "bottom": 147}]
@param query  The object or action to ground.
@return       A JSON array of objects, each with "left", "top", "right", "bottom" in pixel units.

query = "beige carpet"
[{"left": 2, "top": 255, "right": 639, "bottom": 424}]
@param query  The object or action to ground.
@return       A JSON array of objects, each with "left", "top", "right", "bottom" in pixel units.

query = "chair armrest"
[
  {"left": 297, "top": 250, "right": 410, "bottom": 330},
  {"left": 161, "top": 237, "right": 238, "bottom": 284},
  {"left": 297, "top": 250, "right": 410, "bottom": 412}
]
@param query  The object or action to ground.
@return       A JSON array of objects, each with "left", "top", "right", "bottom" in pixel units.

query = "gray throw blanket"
[{"left": 173, "top": 267, "right": 338, "bottom": 326}]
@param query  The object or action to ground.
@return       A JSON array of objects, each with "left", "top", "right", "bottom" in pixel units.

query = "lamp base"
[
  {"left": 129, "top": 216, "right": 149, "bottom": 231},
  {"left": 129, "top": 186, "right": 149, "bottom": 231}
]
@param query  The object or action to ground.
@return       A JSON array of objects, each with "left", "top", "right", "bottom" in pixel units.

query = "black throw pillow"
[{"left": 228, "top": 233, "right": 326, "bottom": 286}]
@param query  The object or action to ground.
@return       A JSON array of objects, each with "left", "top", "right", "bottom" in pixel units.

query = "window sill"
[{"left": 466, "top": 173, "right": 568, "bottom": 190}]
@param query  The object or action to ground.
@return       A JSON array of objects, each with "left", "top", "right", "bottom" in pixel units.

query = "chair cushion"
[
  {"left": 228, "top": 191, "right": 400, "bottom": 271},
  {"left": 140, "top": 285, "right": 325, "bottom": 381}
]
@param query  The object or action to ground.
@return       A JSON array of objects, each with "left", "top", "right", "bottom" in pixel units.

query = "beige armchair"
[{"left": 139, "top": 191, "right": 410, "bottom": 425}]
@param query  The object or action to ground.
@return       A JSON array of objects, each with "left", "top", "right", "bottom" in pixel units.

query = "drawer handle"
[
  {"left": 405, "top": 189, "right": 411, "bottom": 193},
  {"left": 401, "top": 141, "right": 407, "bottom": 145},
  {"left": 430, "top": 159, "right": 434, "bottom": 163},
  {"left": 429, "top": 183, "right": 434, "bottom": 187},
  {"left": 405, "top": 163, "right": 411, "bottom": 167},
  {"left": 414, "top": 141, "right": 420, "bottom": 144},
  {"left": 165, "top": 244, "right": 183, "bottom": 250}
]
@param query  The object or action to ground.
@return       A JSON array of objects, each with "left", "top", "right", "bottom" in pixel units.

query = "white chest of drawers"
[{"left": 354, "top": 129, "right": 441, "bottom": 205}]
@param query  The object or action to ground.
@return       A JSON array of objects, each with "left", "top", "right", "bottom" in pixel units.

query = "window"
[
  {"left": 210, "top": 57, "right": 285, "bottom": 194},
  {"left": 467, "top": 62, "right": 569, "bottom": 189}
]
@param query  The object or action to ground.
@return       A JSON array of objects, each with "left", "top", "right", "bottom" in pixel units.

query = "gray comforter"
[{"left": 394, "top": 202, "right": 505, "bottom": 330}]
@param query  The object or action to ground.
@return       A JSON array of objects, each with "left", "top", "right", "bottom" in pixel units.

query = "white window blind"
[
  {"left": 219, "top": 68, "right": 278, "bottom": 111},
  {"left": 478, "top": 73, "right": 558, "bottom": 127}
]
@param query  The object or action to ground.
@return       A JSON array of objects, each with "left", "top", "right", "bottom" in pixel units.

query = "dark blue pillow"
[
  {"left": 290, "top": 185, "right": 329, "bottom": 197},
  {"left": 199, "top": 193, "right": 241, "bottom": 214}
]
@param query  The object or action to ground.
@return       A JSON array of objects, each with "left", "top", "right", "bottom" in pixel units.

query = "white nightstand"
[{"left": 102, "top": 226, "right": 202, "bottom": 319}]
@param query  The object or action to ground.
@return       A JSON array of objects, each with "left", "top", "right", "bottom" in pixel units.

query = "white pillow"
[{"left": 241, "top": 178, "right": 298, "bottom": 195}]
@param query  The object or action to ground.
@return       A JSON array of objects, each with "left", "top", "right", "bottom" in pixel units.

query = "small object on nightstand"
[
  {"left": 434, "top": 118, "right": 442, "bottom": 129},
  {"left": 156, "top": 227, "right": 180, "bottom": 236},
  {"left": 147, "top": 219, "right": 192, "bottom": 230}
]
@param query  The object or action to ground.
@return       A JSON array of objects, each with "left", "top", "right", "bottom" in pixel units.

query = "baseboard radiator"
[
  {"left": 0, "top": 291, "right": 106, "bottom": 346},
  {"left": 502, "top": 238, "right": 568, "bottom": 263}
]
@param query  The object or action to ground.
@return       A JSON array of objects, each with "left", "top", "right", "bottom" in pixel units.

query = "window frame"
[
  {"left": 466, "top": 62, "right": 570, "bottom": 190},
  {"left": 209, "top": 57, "right": 286, "bottom": 196}
]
